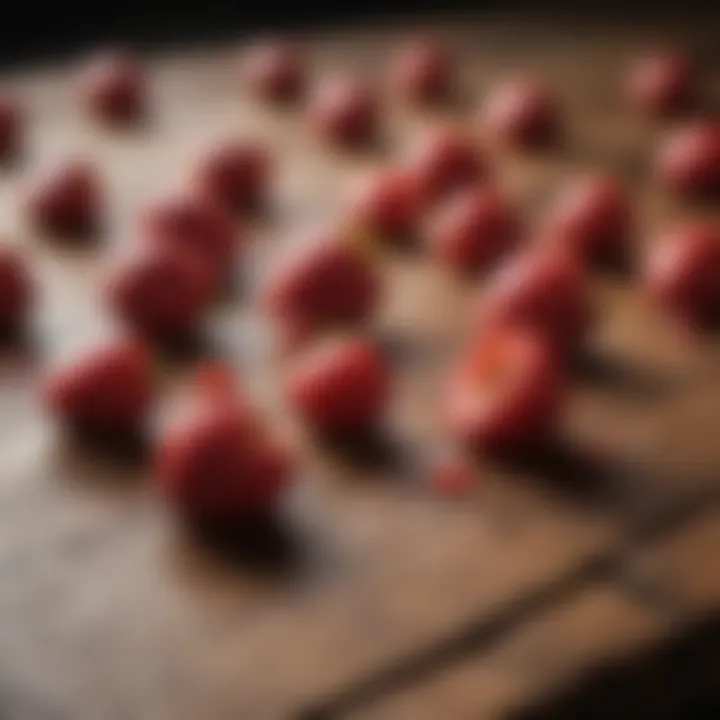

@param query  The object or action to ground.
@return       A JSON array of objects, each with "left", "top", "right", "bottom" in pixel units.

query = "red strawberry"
[
  {"left": 43, "top": 340, "right": 153, "bottom": 435},
  {"left": 242, "top": 39, "right": 305, "bottom": 106},
  {"left": 625, "top": 50, "right": 695, "bottom": 118},
  {"left": 140, "top": 192, "right": 239, "bottom": 283},
  {"left": 430, "top": 184, "right": 519, "bottom": 275},
  {"left": 0, "top": 245, "right": 33, "bottom": 336},
  {"left": 391, "top": 37, "right": 453, "bottom": 106},
  {"left": 346, "top": 168, "right": 419, "bottom": 243},
  {"left": 106, "top": 245, "right": 215, "bottom": 343},
  {"left": 193, "top": 139, "right": 271, "bottom": 213},
  {"left": 263, "top": 229, "right": 381, "bottom": 336},
  {"left": 78, "top": 49, "right": 145, "bottom": 126},
  {"left": 443, "top": 327, "right": 564, "bottom": 451},
  {"left": 644, "top": 221, "right": 720, "bottom": 332},
  {"left": 155, "top": 364, "right": 294, "bottom": 522},
  {"left": 286, "top": 337, "right": 390, "bottom": 432},
  {"left": 481, "top": 78, "right": 560, "bottom": 149},
  {"left": 407, "top": 127, "right": 486, "bottom": 207},
  {"left": 26, "top": 159, "right": 103, "bottom": 238},
  {"left": 655, "top": 121, "right": 720, "bottom": 201},
  {"left": 541, "top": 173, "right": 633, "bottom": 266},
  {"left": 309, "top": 75, "right": 378, "bottom": 147},
  {"left": 475, "top": 246, "right": 592, "bottom": 353}
]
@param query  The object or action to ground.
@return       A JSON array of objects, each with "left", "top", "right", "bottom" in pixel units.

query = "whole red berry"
[
  {"left": 0, "top": 91, "right": 23, "bottom": 161},
  {"left": 541, "top": 173, "right": 633, "bottom": 266},
  {"left": 193, "top": 139, "right": 271, "bottom": 213},
  {"left": 140, "top": 192, "right": 239, "bottom": 282},
  {"left": 430, "top": 184, "right": 519, "bottom": 275},
  {"left": 475, "top": 247, "right": 591, "bottom": 353},
  {"left": 391, "top": 37, "right": 453, "bottom": 106},
  {"left": 263, "top": 230, "right": 381, "bottom": 334},
  {"left": 654, "top": 121, "right": 720, "bottom": 201},
  {"left": 625, "top": 50, "right": 695, "bottom": 118},
  {"left": 0, "top": 246, "right": 33, "bottom": 335},
  {"left": 78, "top": 50, "right": 145, "bottom": 126},
  {"left": 346, "top": 169, "right": 419, "bottom": 242},
  {"left": 26, "top": 159, "right": 103, "bottom": 238},
  {"left": 286, "top": 337, "right": 391, "bottom": 432},
  {"left": 43, "top": 340, "right": 153, "bottom": 435},
  {"left": 309, "top": 75, "right": 379, "bottom": 147},
  {"left": 106, "top": 245, "right": 215, "bottom": 342},
  {"left": 443, "top": 327, "right": 564, "bottom": 451},
  {"left": 243, "top": 40, "right": 305, "bottom": 106},
  {"left": 644, "top": 222, "right": 720, "bottom": 332},
  {"left": 481, "top": 78, "right": 560, "bottom": 149},
  {"left": 156, "top": 366, "right": 293, "bottom": 522},
  {"left": 407, "top": 127, "right": 486, "bottom": 207}
]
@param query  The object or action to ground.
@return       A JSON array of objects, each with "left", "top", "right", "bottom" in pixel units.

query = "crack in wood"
[{"left": 297, "top": 483, "right": 720, "bottom": 719}]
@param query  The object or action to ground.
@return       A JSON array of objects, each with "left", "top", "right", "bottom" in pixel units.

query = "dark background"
[{"left": 2, "top": 0, "right": 716, "bottom": 66}]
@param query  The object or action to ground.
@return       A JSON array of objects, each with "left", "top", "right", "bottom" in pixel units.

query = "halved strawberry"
[{"left": 443, "top": 327, "right": 564, "bottom": 450}]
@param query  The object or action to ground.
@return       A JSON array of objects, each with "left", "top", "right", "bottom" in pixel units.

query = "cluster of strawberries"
[{"left": 0, "top": 37, "right": 718, "bottom": 524}]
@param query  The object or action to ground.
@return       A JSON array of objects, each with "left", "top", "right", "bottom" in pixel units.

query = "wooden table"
[{"left": 0, "top": 12, "right": 718, "bottom": 720}]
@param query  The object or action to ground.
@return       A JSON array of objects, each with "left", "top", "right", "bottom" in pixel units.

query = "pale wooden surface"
[
  {"left": 347, "top": 585, "right": 665, "bottom": 720},
  {"left": 345, "top": 506, "right": 720, "bottom": 720},
  {"left": 0, "top": 14, "right": 719, "bottom": 720}
]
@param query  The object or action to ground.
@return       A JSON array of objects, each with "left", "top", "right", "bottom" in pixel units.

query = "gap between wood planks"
[{"left": 296, "top": 482, "right": 720, "bottom": 720}]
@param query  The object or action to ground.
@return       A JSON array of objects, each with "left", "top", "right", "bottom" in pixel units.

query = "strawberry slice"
[{"left": 443, "top": 327, "right": 564, "bottom": 451}]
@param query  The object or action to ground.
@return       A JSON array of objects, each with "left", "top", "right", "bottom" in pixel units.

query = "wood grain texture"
[
  {"left": 346, "top": 585, "right": 664, "bottom": 720},
  {"left": 620, "top": 509, "right": 720, "bottom": 615},
  {"left": 0, "top": 14, "right": 718, "bottom": 720}
]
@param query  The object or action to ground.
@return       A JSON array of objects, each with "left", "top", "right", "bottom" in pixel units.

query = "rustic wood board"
[
  {"left": 0, "top": 14, "right": 719, "bottom": 720},
  {"left": 621, "top": 508, "right": 720, "bottom": 616},
  {"left": 357, "top": 509, "right": 720, "bottom": 720},
  {"left": 346, "top": 584, "right": 665, "bottom": 720}
]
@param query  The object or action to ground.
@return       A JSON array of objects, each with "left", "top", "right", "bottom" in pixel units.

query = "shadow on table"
[{"left": 509, "top": 611, "right": 720, "bottom": 720}]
